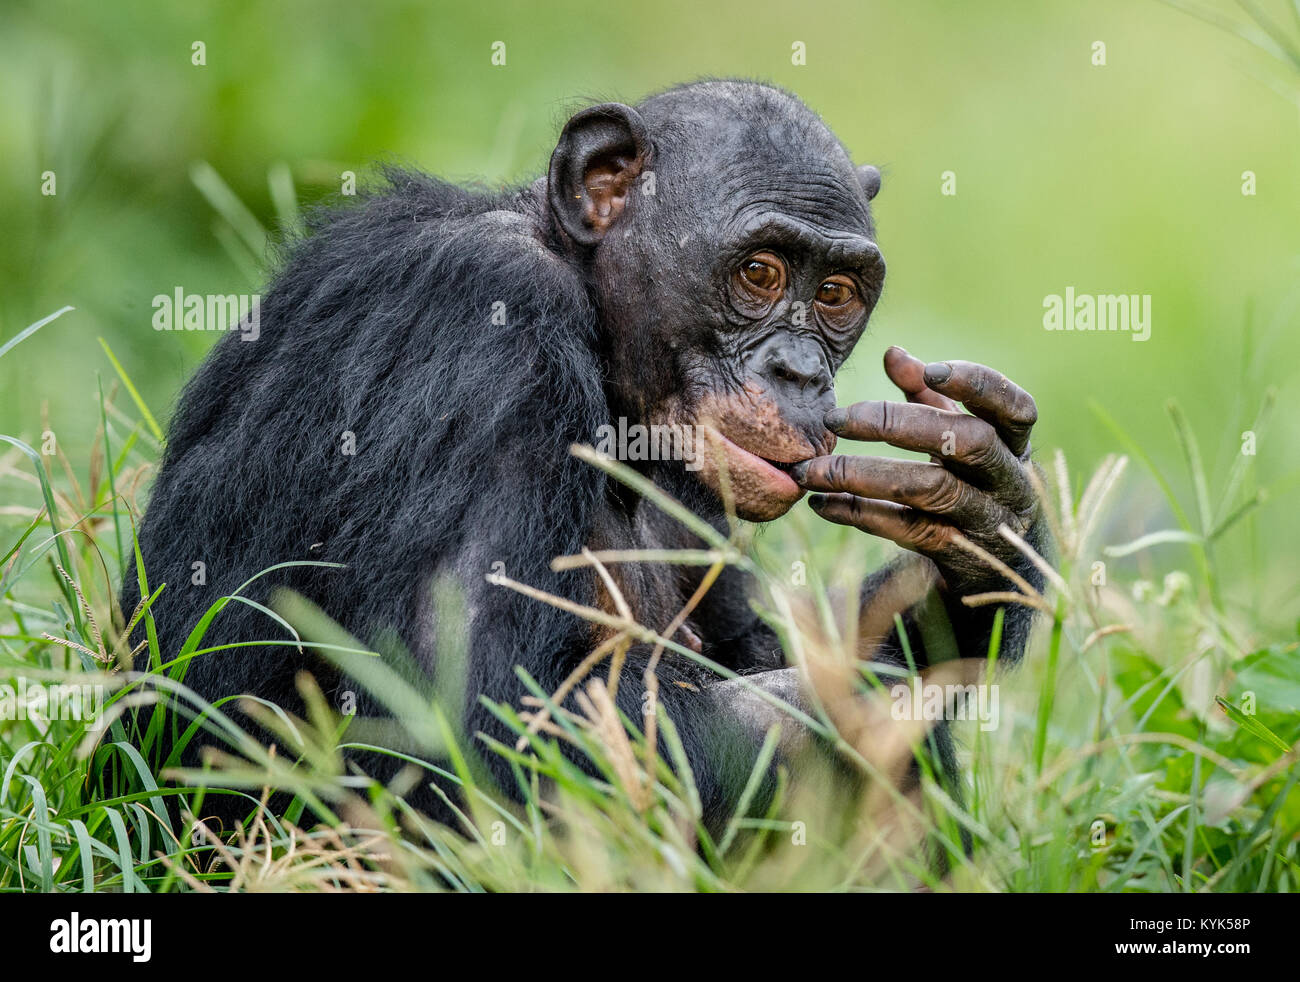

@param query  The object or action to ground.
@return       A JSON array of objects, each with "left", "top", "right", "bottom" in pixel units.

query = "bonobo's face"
[{"left": 547, "top": 81, "right": 884, "bottom": 521}]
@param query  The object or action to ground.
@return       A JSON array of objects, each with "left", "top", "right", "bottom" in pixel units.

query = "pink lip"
[{"left": 699, "top": 425, "right": 803, "bottom": 500}]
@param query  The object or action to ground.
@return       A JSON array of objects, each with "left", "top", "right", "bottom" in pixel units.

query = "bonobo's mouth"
[
  {"left": 697, "top": 424, "right": 811, "bottom": 519},
  {"left": 673, "top": 387, "right": 834, "bottom": 522}
]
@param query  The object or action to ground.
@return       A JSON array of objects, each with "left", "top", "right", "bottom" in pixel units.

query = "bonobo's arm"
[{"left": 790, "top": 346, "right": 1046, "bottom": 671}]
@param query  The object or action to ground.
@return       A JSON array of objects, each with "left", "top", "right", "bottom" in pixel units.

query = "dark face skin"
[
  {"left": 549, "top": 83, "right": 884, "bottom": 521},
  {"left": 548, "top": 82, "right": 1040, "bottom": 587}
]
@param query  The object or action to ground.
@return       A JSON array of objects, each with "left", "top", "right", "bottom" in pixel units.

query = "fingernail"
[
  {"left": 923, "top": 362, "right": 952, "bottom": 386},
  {"left": 789, "top": 460, "right": 810, "bottom": 483},
  {"left": 824, "top": 408, "right": 848, "bottom": 433},
  {"left": 807, "top": 493, "right": 827, "bottom": 509}
]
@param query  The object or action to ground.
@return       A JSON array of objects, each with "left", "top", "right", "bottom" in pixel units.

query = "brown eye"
[
  {"left": 816, "top": 276, "right": 855, "bottom": 307},
  {"left": 737, "top": 252, "right": 785, "bottom": 295}
]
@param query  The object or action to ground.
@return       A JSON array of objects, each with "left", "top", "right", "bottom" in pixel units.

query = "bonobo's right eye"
[{"left": 735, "top": 251, "right": 786, "bottom": 298}]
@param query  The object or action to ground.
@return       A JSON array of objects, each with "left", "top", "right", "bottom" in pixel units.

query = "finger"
[
  {"left": 921, "top": 360, "right": 1037, "bottom": 457},
  {"left": 883, "top": 346, "right": 960, "bottom": 412},
  {"left": 790, "top": 455, "right": 1005, "bottom": 527},
  {"left": 821, "top": 401, "right": 1028, "bottom": 496},
  {"left": 808, "top": 494, "right": 957, "bottom": 557}
]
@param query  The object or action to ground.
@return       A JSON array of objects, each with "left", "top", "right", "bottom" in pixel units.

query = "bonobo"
[{"left": 123, "top": 80, "right": 1044, "bottom": 829}]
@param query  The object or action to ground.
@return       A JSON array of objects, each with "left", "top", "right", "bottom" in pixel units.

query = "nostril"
[
  {"left": 766, "top": 354, "right": 819, "bottom": 389},
  {"left": 772, "top": 363, "right": 803, "bottom": 385},
  {"left": 759, "top": 341, "right": 831, "bottom": 391}
]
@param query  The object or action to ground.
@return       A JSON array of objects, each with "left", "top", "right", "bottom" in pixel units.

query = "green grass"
[{"left": 0, "top": 313, "right": 1296, "bottom": 892}]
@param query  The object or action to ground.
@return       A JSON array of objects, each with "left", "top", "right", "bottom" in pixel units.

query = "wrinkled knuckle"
[
  {"left": 910, "top": 518, "right": 953, "bottom": 554},
  {"left": 922, "top": 472, "right": 964, "bottom": 514},
  {"left": 878, "top": 400, "right": 900, "bottom": 438},
  {"left": 828, "top": 453, "right": 852, "bottom": 490},
  {"left": 961, "top": 422, "right": 1002, "bottom": 468},
  {"left": 848, "top": 496, "right": 872, "bottom": 524}
]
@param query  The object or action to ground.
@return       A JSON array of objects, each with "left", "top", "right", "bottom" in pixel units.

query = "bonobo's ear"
[
  {"left": 548, "top": 103, "right": 651, "bottom": 247},
  {"left": 857, "top": 164, "right": 882, "bottom": 202}
]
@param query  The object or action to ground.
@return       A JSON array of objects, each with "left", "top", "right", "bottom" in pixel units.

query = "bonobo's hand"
[{"left": 789, "top": 346, "right": 1041, "bottom": 596}]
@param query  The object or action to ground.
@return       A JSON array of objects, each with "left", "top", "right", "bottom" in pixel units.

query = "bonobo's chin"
[{"left": 693, "top": 423, "right": 808, "bottom": 522}]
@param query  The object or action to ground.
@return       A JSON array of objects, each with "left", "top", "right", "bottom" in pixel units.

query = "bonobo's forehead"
[{"left": 637, "top": 81, "right": 873, "bottom": 241}]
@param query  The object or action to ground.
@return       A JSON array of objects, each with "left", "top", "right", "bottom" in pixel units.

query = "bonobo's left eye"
[
  {"left": 815, "top": 275, "right": 856, "bottom": 308},
  {"left": 814, "top": 273, "right": 867, "bottom": 334}
]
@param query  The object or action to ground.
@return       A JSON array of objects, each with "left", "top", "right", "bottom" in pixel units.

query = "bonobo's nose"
[
  {"left": 756, "top": 336, "right": 833, "bottom": 395},
  {"left": 749, "top": 336, "right": 838, "bottom": 455}
]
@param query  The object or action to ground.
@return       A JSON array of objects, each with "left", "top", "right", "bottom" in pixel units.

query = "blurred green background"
[{"left": 2, "top": 0, "right": 1297, "bottom": 622}]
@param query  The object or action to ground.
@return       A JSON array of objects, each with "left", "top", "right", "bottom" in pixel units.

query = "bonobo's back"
[{"left": 122, "top": 168, "right": 611, "bottom": 767}]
